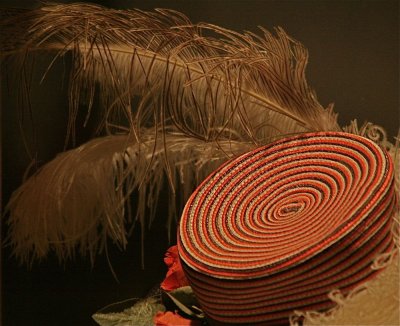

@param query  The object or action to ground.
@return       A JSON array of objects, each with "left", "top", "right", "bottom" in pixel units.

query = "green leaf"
[
  {"left": 92, "top": 296, "right": 165, "bottom": 326},
  {"left": 163, "top": 286, "right": 205, "bottom": 319}
]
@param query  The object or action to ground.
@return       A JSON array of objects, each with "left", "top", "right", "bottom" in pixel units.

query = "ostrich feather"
[
  {"left": 4, "top": 129, "right": 253, "bottom": 264},
  {"left": 1, "top": 3, "right": 339, "bottom": 145},
  {"left": 1, "top": 3, "right": 341, "bottom": 263}
]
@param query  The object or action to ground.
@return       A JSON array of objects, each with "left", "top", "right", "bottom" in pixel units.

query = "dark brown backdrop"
[{"left": 1, "top": 1, "right": 398, "bottom": 325}]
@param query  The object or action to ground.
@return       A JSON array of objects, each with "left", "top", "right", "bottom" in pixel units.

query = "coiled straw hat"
[{"left": 178, "top": 132, "right": 396, "bottom": 325}]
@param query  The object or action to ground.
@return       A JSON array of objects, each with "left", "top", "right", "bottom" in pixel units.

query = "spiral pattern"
[{"left": 178, "top": 132, "right": 395, "bottom": 325}]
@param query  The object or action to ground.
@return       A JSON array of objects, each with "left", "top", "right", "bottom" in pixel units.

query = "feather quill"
[{"left": 1, "top": 3, "right": 341, "bottom": 263}]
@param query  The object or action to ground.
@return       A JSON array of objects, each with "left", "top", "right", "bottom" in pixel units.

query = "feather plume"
[
  {"left": 1, "top": 3, "right": 339, "bottom": 143},
  {"left": 1, "top": 3, "right": 340, "bottom": 263},
  {"left": 4, "top": 129, "right": 253, "bottom": 264}
]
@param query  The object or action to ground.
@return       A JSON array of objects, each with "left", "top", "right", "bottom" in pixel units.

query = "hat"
[{"left": 178, "top": 132, "right": 396, "bottom": 325}]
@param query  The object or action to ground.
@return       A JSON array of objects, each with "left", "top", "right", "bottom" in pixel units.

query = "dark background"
[{"left": 1, "top": 1, "right": 398, "bottom": 325}]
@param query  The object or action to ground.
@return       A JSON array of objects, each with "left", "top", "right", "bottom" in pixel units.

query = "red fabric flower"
[
  {"left": 160, "top": 245, "right": 189, "bottom": 291},
  {"left": 154, "top": 311, "right": 201, "bottom": 326}
]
